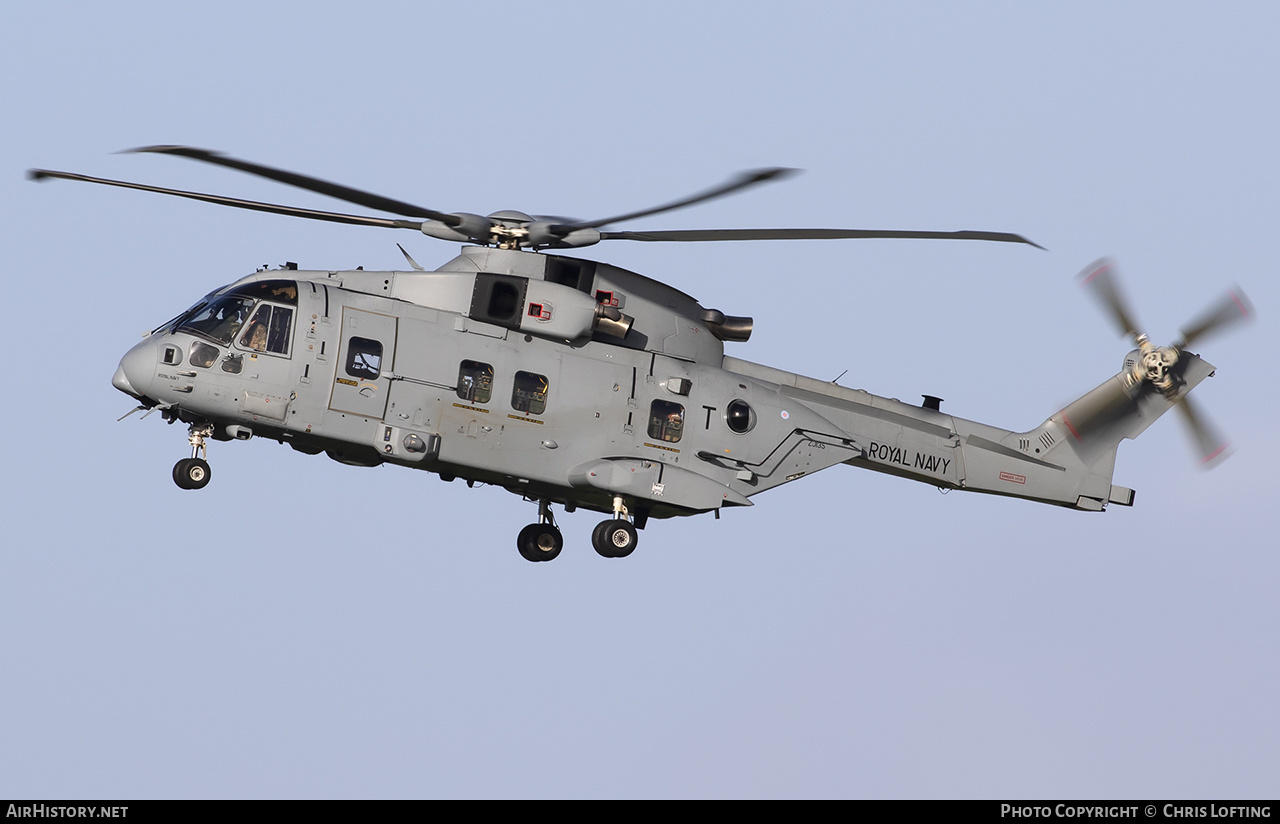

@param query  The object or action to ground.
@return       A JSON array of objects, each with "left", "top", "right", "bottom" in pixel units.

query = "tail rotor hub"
[{"left": 1136, "top": 343, "right": 1179, "bottom": 396}]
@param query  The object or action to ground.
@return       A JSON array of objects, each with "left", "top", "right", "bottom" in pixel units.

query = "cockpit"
[
  {"left": 174, "top": 294, "right": 255, "bottom": 346},
  {"left": 157, "top": 280, "right": 299, "bottom": 368}
]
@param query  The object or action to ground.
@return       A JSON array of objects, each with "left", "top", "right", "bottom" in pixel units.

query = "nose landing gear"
[{"left": 173, "top": 423, "right": 214, "bottom": 490}]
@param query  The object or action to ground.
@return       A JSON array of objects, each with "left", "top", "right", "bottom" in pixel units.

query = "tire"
[
  {"left": 517, "top": 523, "right": 562, "bottom": 562},
  {"left": 173, "top": 458, "right": 211, "bottom": 490},
  {"left": 593, "top": 519, "right": 637, "bottom": 558}
]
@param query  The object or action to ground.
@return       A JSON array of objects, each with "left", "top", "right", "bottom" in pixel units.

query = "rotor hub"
[{"left": 1135, "top": 343, "right": 1179, "bottom": 396}]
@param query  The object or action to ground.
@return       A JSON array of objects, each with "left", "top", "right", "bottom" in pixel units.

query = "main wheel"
[
  {"left": 592, "top": 519, "right": 637, "bottom": 558},
  {"left": 173, "top": 458, "right": 211, "bottom": 490},
  {"left": 517, "top": 523, "right": 563, "bottom": 562}
]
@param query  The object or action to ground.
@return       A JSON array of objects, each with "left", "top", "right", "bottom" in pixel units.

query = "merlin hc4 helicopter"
[{"left": 31, "top": 147, "right": 1253, "bottom": 561}]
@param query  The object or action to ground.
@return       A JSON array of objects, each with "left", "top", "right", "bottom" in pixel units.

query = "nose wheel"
[
  {"left": 173, "top": 423, "right": 214, "bottom": 490},
  {"left": 173, "top": 457, "right": 211, "bottom": 489}
]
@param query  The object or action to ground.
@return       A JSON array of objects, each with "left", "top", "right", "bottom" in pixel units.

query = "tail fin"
[
  {"left": 1005, "top": 351, "right": 1219, "bottom": 509},
  {"left": 1052, "top": 350, "right": 1218, "bottom": 465}
]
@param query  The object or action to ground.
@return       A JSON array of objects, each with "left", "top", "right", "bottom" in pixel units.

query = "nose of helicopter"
[{"left": 113, "top": 338, "right": 157, "bottom": 399}]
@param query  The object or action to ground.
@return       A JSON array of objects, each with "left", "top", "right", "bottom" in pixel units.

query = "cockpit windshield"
[
  {"left": 176, "top": 295, "right": 257, "bottom": 346},
  {"left": 165, "top": 280, "right": 299, "bottom": 345}
]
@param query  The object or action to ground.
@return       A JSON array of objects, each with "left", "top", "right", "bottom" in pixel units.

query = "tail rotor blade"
[
  {"left": 1080, "top": 257, "right": 1143, "bottom": 343},
  {"left": 1178, "top": 288, "right": 1254, "bottom": 350},
  {"left": 1176, "top": 394, "right": 1231, "bottom": 467}
]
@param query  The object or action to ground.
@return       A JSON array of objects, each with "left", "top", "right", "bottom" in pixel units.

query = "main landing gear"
[
  {"left": 517, "top": 499, "right": 563, "bottom": 562},
  {"left": 592, "top": 519, "right": 638, "bottom": 558},
  {"left": 592, "top": 496, "right": 639, "bottom": 558},
  {"left": 516, "top": 495, "right": 643, "bottom": 562},
  {"left": 173, "top": 423, "right": 214, "bottom": 490}
]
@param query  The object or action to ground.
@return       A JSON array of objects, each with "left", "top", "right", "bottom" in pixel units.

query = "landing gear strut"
[
  {"left": 173, "top": 423, "right": 213, "bottom": 490},
  {"left": 592, "top": 495, "right": 639, "bottom": 558},
  {"left": 517, "top": 499, "right": 563, "bottom": 562}
]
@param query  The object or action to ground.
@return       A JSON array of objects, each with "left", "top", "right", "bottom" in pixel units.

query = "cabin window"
[
  {"left": 345, "top": 337, "right": 383, "bottom": 380},
  {"left": 457, "top": 360, "right": 493, "bottom": 403},
  {"left": 512, "top": 371, "right": 549, "bottom": 416},
  {"left": 649, "top": 400, "right": 685, "bottom": 443},
  {"left": 238, "top": 304, "right": 293, "bottom": 356}
]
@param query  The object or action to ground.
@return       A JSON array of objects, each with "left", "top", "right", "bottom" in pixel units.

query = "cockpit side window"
[
  {"left": 268, "top": 306, "right": 293, "bottom": 353},
  {"left": 240, "top": 307, "right": 270, "bottom": 352},
  {"left": 238, "top": 304, "right": 293, "bottom": 356}
]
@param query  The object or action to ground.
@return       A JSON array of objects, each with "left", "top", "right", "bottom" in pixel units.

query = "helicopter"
[{"left": 30, "top": 147, "right": 1253, "bottom": 562}]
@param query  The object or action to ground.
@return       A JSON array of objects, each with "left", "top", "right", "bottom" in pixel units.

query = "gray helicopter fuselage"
[
  {"left": 35, "top": 145, "right": 1242, "bottom": 562},
  {"left": 114, "top": 245, "right": 1207, "bottom": 522}
]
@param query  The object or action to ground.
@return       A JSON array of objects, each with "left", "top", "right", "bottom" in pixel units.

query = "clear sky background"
[{"left": 2, "top": 1, "right": 1276, "bottom": 800}]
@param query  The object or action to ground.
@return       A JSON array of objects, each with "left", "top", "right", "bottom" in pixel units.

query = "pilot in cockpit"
[{"left": 242, "top": 322, "right": 268, "bottom": 351}]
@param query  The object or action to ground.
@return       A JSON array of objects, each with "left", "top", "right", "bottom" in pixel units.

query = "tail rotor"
[{"left": 1071, "top": 257, "right": 1252, "bottom": 467}]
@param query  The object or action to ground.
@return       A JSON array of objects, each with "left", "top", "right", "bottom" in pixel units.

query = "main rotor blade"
[
  {"left": 1080, "top": 257, "right": 1143, "bottom": 343},
  {"left": 599, "top": 227, "right": 1045, "bottom": 248},
  {"left": 28, "top": 169, "right": 422, "bottom": 230},
  {"left": 1176, "top": 394, "right": 1231, "bottom": 467},
  {"left": 553, "top": 168, "right": 799, "bottom": 234},
  {"left": 128, "top": 145, "right": 461, "bottom": 226},
  {"left": 1178, "top": 288, "right": 1254, "bottom": 350}
]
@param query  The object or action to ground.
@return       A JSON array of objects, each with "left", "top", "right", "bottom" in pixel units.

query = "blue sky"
[{"left": 1, "top": 1, "right": 1276, "bottom": 799}]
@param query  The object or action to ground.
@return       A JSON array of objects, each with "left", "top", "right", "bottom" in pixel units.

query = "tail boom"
[{"left": 720, "top": 352, "right": 1217, "bottom": 512}]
